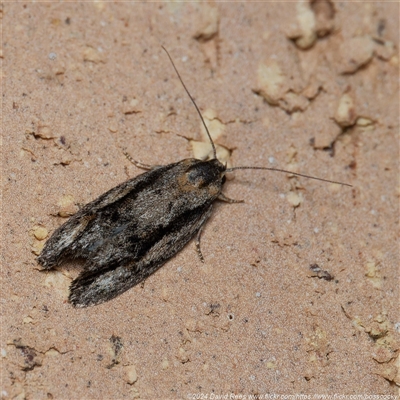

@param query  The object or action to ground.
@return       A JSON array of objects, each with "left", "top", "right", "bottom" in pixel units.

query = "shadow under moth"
[{"left": 38, "top": 47, "right": 351, "bottom": 307}]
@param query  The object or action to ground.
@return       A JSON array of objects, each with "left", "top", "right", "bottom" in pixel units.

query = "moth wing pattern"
[
  {"left": 38, "top": 163, "right": 171, "bottom": 270},
  {"left": 38, "top": 159, "right": 222, "bottom": 307},
  {"left": 69, "top": 205, "right": 213, "bottom": 307}
]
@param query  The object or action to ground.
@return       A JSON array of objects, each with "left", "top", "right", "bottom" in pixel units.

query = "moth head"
[{"left": 185, "top": 159, "right": 226, "bottom": 189}]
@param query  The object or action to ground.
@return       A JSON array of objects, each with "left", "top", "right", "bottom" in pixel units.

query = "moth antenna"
[
  {"left": 162, "top": 46, "right": 217, "bottom": 160},
  {"left": 226, "top": 166, "right": 352, "bottom": 187}
]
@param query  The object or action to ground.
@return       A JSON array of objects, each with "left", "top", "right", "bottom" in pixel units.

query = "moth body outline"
[{"left": 38, "top": 157, "right": 227, "bottom": 307}]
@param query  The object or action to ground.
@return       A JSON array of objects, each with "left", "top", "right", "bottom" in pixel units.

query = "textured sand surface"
[{"left": 2, "top": 3, "right": 399, "bottom": 398}]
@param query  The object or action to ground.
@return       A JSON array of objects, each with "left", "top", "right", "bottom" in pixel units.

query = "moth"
[{"left": 38, "top": 47, "right": 351, "bottom": 307}]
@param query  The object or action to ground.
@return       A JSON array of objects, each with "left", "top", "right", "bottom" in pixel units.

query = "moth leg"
[
  {"left": 218, "top": 193, "right": 244, "bottom": 204},
  {"left": 195, "top": 227, "right": 205, "bottom": 263},
  {"left": 195, "top": 205, "right": 213, "bottom": 263},
  {"left": 123, "top": 150, "right": 160, "bottom": 170}
]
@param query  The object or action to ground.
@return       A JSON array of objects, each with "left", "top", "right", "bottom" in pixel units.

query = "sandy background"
[{"left": 2, "top": 2, "right": 399, "bottom": 399}]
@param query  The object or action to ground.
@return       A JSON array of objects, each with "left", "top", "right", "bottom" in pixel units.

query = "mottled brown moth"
[{"left": 38, "top": 47, "right": 351, "bottom": 307}]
